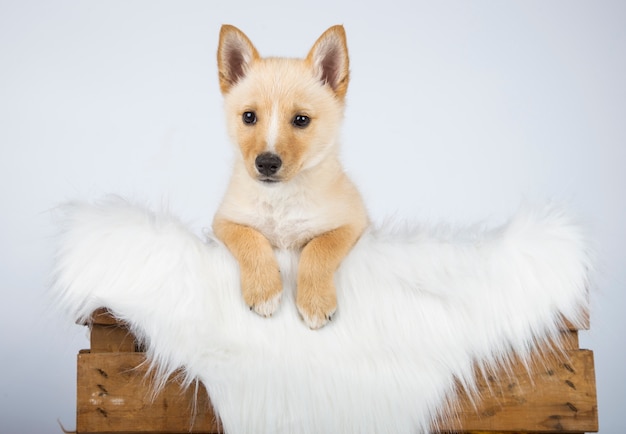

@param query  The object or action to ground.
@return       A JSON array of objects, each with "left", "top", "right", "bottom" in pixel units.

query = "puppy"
[{"left": 213, "top": 25, "right": 368, "bottom": 329}]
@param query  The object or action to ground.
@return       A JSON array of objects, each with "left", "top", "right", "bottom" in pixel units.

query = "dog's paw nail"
[
  {"left": 250, "top": 291, "right": 282, "bottom": 318},
  {"left": 299, "top": 310, "right": 335, "bottom": 330}
]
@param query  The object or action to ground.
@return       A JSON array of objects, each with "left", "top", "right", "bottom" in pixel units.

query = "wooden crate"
[{"left": 76, "top": 308, "right": 598, "bottom": 434}]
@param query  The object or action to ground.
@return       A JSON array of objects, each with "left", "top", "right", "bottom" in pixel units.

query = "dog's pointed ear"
[
  {"left": 306, "top": 25, "right": 350, "bottom": 100},
  {"left": 217, "top": 25, "right": 260, "bottom": 94}
]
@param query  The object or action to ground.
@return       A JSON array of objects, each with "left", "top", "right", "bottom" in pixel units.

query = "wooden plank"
[
  {"left": 85, "top": 308, "right": 137, "bottom": 353},
  {"left": 436, "top": 350, "right": 598, "bottom": 433},
  {"left": 450, "top": 432, "right": 585, "bottom": 434},
  {"left": 91, "top": 308, "right": 589, "bottom": 351},
  {"left": 92, "top": 308, "right": 120, "bottom": 325},
  {"left": 443, "top": 430, "right": 584, "bottom": 433},
  {"left": 77, "top": 349, "right": 596, "bottom": 433},
  {"left": 563, "top": 311, "right": 590, "bottom": 331},
  {"left": 559, "top": 330, "right": 579, "bottom": 351},
  {"left": 77, "top": 352, "right": 220, "bottom": 433},
  {"left": 77, "top": 308, "right": 119, "bottom": 326},
  {"left": 90, "top": 324, "right": 136, "bottom": 353}
]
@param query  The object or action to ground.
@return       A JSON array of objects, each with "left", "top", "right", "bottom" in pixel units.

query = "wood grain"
[
  {"left": 77, "top": 352, "right": 220, "bottom": 433},
  {"left": 76, "top": 309, "right": 597, "bottom": 433},
  {"left": 438, "top": 350, "right": 597, "bottom": 433}
]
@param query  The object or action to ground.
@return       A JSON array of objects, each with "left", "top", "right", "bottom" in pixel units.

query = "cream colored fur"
[{"left": 213, "top": 25, "right": 368, "bottom": 328}]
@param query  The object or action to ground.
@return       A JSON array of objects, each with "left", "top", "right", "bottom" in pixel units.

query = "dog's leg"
[
  {"left": 297, "top": 225, "right": 361, "bottom": 329},
  {"left": 213, "top": 219, "right": 282, "bottom": 317}
]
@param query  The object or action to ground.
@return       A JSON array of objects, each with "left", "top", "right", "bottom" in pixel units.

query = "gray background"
[{"left": 1, "top": 1, "right": 624, "bottom": 432}]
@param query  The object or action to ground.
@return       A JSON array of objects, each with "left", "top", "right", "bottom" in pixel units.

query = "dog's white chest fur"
[
  {"left": 218, "top": 174, "right": 334, "bottom": 250},
  {"left": 255, "top": 192, "right": 320, "bottom": 249}
]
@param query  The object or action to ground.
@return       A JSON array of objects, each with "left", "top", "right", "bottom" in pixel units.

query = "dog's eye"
[
  {"left": 242, "top": 111, "right": 257, "bottom": 125},
  {"left": 292, "top": 115, "right": 310, "bottom": 128}
]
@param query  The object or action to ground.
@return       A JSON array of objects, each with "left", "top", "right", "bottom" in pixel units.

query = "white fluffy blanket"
[{"left": 51, "top": 197, "right": 591, "bottom": 433}]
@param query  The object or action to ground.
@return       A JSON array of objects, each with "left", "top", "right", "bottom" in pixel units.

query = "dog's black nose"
[{"left": 255, "top": 153, "right": 282, "bottom": 176}]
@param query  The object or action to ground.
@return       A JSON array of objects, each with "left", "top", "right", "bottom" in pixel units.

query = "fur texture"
[
  {"left": 51, "top": 197, "right": 590, "bottom": 434},
  {"left": 213, "top": 25, "right": 368, "bottom": 329}
]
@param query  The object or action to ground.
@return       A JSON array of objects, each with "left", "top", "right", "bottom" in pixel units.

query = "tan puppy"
[{"left": 213, "top": 25, "right": 368, "bottom": 329}]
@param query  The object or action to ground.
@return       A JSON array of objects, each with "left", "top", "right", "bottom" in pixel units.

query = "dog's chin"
[{"left": 257, "top": 177, "right": 281, "bottom": 185}]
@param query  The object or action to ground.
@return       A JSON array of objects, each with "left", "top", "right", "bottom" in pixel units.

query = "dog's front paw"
[
  {"left": 241, "top": 264, "right": 283, "bottom": 317},
  {"left": 296, "top": 281, "right": 337, "bottom": 329},
  {"left": 250, "top": 289, "right": 282, "bottom": 317}
]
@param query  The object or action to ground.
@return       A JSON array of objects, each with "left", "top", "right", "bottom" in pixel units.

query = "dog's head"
[{"left": 217, "top": 25, "right": 349, "bottom": 183}]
